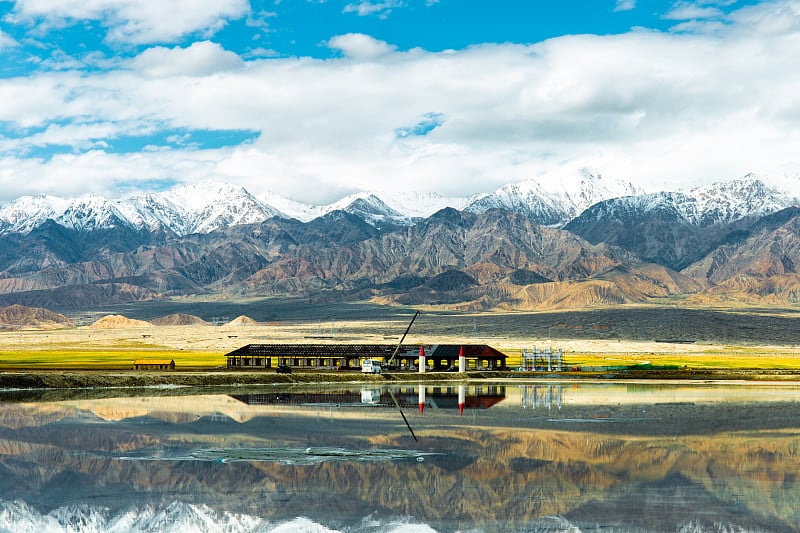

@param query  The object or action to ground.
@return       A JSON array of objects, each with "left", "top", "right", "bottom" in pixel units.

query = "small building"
[{"left": 133, "top": 359, "right": 175, "bottom": 371}]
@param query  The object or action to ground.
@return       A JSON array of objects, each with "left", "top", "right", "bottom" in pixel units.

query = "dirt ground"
[{"left": 4, "top": 318, "right": 800, "bottom": 356}]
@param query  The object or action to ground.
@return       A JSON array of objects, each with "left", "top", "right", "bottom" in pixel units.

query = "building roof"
[
  {"left": 225, "top": 343, "right": 506, "bottom": 359},
  {"left": 133, "top": 359, "right": 175, "bottom": 365}
]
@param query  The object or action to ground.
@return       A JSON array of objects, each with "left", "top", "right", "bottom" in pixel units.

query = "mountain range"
[{"left": 2, "top": 172, "right": 800, "bottom": 312}]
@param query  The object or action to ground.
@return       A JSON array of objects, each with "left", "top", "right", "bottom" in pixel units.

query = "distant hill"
[
  {"left": 0, "top": 304, "right": 73, "bottom": 329},
  {"left": 151, "top": 313, "right": 210, "bottom": 326},
  {"left": 227, "top": 315, "right": 258, "bottom": 326},
  {"left": 88, "top": 315, "right": 152, "bottom": 328}
]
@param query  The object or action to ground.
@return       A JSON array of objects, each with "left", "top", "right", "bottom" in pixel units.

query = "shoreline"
[{"left": 2, "top": 368, "right": 800, "bottom": 393}]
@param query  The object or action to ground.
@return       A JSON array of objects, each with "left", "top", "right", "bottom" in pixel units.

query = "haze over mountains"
[{"left": 1, "top": 172, "right": 800, "bottom": 312}]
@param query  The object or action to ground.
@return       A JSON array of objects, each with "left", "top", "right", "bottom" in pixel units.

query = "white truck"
[{"left": 361, "top": 359, "right": 382, "bottom": 374}]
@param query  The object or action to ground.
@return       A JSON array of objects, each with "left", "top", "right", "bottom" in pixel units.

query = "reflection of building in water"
[
  {"left": 230, "top": 385, "right": 506, "bottom": 412},
  {"left": 521, "top": 385, "right": 563, "bottom": 410},
  {"left": 520, "top": 347, "right": 563, "bottom": 371}
]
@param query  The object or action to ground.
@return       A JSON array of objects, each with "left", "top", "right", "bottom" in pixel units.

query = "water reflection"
[
  {"left": 521, "top": 384, "right": 563, "bottom": 410},
  {"left": 0, "top": 382, "right": 799, "bottom": 532},
  {"left": 231, "top": 384, "right": 507, "bottom": 414}
]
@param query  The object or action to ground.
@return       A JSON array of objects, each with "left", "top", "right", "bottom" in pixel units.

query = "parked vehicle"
[
  {"left": 276, "top": 364, "right": 292, "bottom": 374},
  {"left": 361, "top": 359, "right": 382, "bottom": 374}
]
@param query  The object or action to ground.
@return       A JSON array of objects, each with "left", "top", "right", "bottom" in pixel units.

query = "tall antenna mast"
[{"left": 386, "top": 310, "right": 420, "bottom": 367}]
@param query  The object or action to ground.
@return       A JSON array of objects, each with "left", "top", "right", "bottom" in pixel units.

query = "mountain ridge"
[
  {"left": 4, "top": 172, "right": 774, "bottom": 237},
  {"left": 2, "top": 174, "right": 800, "bottom": 312}
]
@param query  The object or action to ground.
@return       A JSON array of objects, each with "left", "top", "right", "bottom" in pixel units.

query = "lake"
[{"left": 0, "top": 380, "right": 799, "bottom": 532}]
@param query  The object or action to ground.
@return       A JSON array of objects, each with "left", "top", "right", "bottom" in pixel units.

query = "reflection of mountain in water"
[
  {"left": 0, "top": 395, "right": 799, "bottom": 531},
  {"left": 565, "top": 472, "right": 790, "bottom": 532},
  {"left": 0, "top": 500, "right": 354, "bottom": 533}
]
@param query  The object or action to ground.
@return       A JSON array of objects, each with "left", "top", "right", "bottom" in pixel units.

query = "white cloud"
[
  {"left": 614, "top": 0, "right": 636, "bottom": 12},
  {"left": 726, "top": 0, "right": 800, "bottom": 36},
  {"left": 664, "top": 3, "right": 723, "bottom": 20},
  {"left": 326, "top": 33, "right": 397, "bottom": 60},
  {"left": 6, "top": 0, "right": 249, "bottom": 44},
  {"left": 5, "top": 0, "right": 800, "bottom": 203},
  {"left": 132, "top": 41, "right": 244, "bottom": 77},
  {"left": 343, "top": 0, "right": 404, "bottom": 18}
]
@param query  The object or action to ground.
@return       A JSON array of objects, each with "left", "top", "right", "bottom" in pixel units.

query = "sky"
[{"left": 0, "top": 0, "right": 798, "bottom": 205}]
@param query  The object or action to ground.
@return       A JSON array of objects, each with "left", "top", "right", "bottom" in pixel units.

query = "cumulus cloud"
[
  {"left": 4, "top": 0, "right": 800, "bottom": 203},
  {"left": 132, "top": 41, "right": 244, "bottom": 77},
  {"left": 726, "top": 0, "right": 800, "bottom": 36},
  {"left": 327, "top": 33, "right": 397, "bottom": 60},
  {"left": 5, "top": 0, "right": 249, "bottom": 44}
]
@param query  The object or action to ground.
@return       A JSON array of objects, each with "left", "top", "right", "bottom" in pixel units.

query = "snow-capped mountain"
[
  {"left": 464, "top": 170, "right": 644, "bottom": 226},
  {"left": 256, "top": 190, "right": 416, "bottom": 229},
  {"left": 255, "top": 189, "right": 471, "bottom": 225},
  {"left": 56, "top": 194, "right": 131, "bottom": 232},
  {"left": 570, "top": 175, "right": 795, "bottom": 230},
  {"left": 564, "top": 175, "right": 799, "bottom": 271},
  {"left": 0, "top": 194, "right": 67, "bottom": 234},
  {"left": 0, "top": 172, "right": 794, "bottom": 237},
  {"left": 371, "top": 190, "right": 473, "bottom": 219},
  {"left": 0, "top": 182, "right": 282, "bottom": 237},
  {"left": 127, "top": 181, "right": 282, "bottom": 235},
  {"left": 683, "top": 175, "right": 794, "bottom": 225}
]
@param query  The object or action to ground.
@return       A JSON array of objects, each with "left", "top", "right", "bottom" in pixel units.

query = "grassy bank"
[
  {"left": 2, "top": 347, "right": 800, "bottom": 372},
  {"left": 0, "top": 348, "right": 225, "bottom": 370}
]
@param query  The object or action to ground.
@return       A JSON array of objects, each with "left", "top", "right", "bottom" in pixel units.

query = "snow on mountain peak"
[
  {"left": 56, "top": 194, "right": 128, "bottom": 232},
  {"left": 465, "top": 170, "right": 644, "bottom": 226},
  {"left": 0, "top": 194, "right": 66, "bottom": 233},
  {"left": 681, "top": 175, "right": 792, "bottom": 225},
  {"left": 159, "top": 181, "right": 251, "bottom": 211},
  {"left": 377, "top": 190, "right": 472, "bottom": 219},
  {"left": 575, "top": 174, "right": 796, "bottom": 228},
  {"left": 0, "top": 173, "right": 794, "bottom": 236},
  {"left": 255, "top": 189, "right": 459, "bottom": 225}
]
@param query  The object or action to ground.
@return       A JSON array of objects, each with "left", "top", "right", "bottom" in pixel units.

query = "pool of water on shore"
[{"left": 1, "top": 380, "right": 799, "bottom": 532}]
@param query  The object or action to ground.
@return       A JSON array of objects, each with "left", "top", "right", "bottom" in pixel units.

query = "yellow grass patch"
[
  {"left": 0, "top": 348, "right": 225, "bottom": 369},
  {"left": 3, "top": 317, "right": 800, "bottom": 371}
]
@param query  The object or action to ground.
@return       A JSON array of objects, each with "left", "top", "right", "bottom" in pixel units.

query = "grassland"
[
  {"left": 0, "top": 301, "right": 800, "bottom": 370},
  {"left": 3, "top": 301, "right": 800, "bottom": 375}
]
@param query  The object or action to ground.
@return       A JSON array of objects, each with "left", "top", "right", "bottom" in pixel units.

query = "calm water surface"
[{"left": 0, "top": 380, "right": 799, "bottom": 532}]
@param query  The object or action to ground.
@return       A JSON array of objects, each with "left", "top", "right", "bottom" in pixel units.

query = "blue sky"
[{"left": 0, "top": 0, "right": 797, "bottom": 204}]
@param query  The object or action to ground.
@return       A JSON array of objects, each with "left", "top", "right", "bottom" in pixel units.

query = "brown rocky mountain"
[
  {"left": 239, "top": 208, "right": 699, "bottom": 310},
  {"left": 565, "top": 193, "right": 761, "bottom": 271},
  {"left": 0, "top": 304, "right": 73, "bottom": 329},
  {"left": 0, "top": 204, "right": 798, "bottom": 312},
  {"left": 151, "top": 313, "right": 210, "bottom": 326},
  {"left": 682, "top": 208, "right": 800, "bottom": 304}
]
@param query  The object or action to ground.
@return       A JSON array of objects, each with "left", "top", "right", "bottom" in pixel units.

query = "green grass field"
[
  {"left": 498, "top": 349, "right": 800, "bottom": 371},
  {"left": 0, "top": 348, "right": 227, "bottom": 369},
  {"left": 3, "top": 346, "right": 800, "bottom": 371}
]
